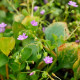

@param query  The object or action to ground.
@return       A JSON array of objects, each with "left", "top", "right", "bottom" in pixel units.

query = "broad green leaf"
[
  {"left": 0, "top": 37, "right": 15, "bottom": 56},
  {"left": 9, "top": 62, "right": 20, "bottom": 72},
  {"left": 45, "top": 22, "right": 69, "bottom": 44},
  {"left": 9, "top": 58, "right": 25, "bottom": 72},
  {"left": 0, "top": 65, "right": 6, "bottom": 76},
  {"left": 17, "top": 73, "right": 26, "bottom": 80},
  {"left": 12, "top": 22, "right": 25, "bottom": 40},
  {"left": 50, "top": 7, "right": 62, "bottom": 19},
  {"left": 58, "top": 42, "right": 78, "bottom": 69},
  {"left": 22, "top": 9, "right": 29, "bottom": 16},
  {"left": 0, "top": 53, "right": 8, "bottom": 67},
  {"left": 22, "top": 16, "right": 40, "bottom": 31},
  {"left": 72, "top": 48, "right": 80, "bottom": 80},
  {"left": 22, "top": 39, "right": 39, "bottom": 61},
  {"left": 22, "top": 16, "right": 39, "bottom": 27},
  {"left": 9, "top": 74, "right": 16, "bottom": 80},
  {"left": 21, "top": 47, "right": 32, "bottom": 61},
  {"left": 28, "top": 45, "right": 38, "bottom": 61}
]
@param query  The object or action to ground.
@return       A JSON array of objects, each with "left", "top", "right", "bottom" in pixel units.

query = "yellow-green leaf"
[{"left": 0, "top": 37, "right": 15, "bottom": 56}]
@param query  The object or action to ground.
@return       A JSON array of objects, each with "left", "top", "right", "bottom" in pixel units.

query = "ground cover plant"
[{"left": 0, "top": 0, "right": 80, "bottom": 80}]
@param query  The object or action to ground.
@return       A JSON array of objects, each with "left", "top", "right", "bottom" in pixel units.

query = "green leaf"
[
  {"left": 0, "top": 37, "right": 15, "bottom": 56},
  {"left": 70, "top": 78, "right": 75, "bottom": 80},
  {"left": 9, "top": 74, "right": 16, "bottom": 80},
  {"left": 28, "top": 45, "right": 38, "bottom": 61},
  {"left": 9, "top": 62, "right": 20, "bottom": 72},
  {"left": 22, "top": 16, "right": 39, "bottom": 31},
  {"left": 50, "top": 7, "right": 62, "bottom": 19},
  {"left": 0, "top": 65, "right": 6, "bottom": 76},
  {"left": 22, "top": 39, "right": 39, "bottom": 61},
  {"left": 0, "top": 53, "right": 8, "bottom": 67},
  {"left": 21, "top": 47, "right": 32, "bottom": 61},
  {"left": 58, "top": 42, "right": 78, "bottom": 69},
  {"left": 45, "top": 22, "right": 69, "bottom": 45},
  {"left": 12, "top": 22, "right": 25, "bottom": 40},
  {"left": 0, "top": 10, "right": 6, "bottom": 18},
  {"left": 22, "top": 16, "right": 39, "bottom": 27},
  {"left": 22, "top": 9, "right": 29, "bottom": 16},
  {"left": 30, "top": 74, "right": 39, "bottom": 80},
  {"left": 17, "top": 73, "right": 26, "bottom": 80}
]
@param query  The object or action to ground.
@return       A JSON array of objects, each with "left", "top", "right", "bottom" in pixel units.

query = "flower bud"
[
  {"left": 43, "top": 52, "right": 48, "bottom": 57},
  {"left": 26, "top": 65, "right": 30, "bottom": 70},
  {"left": 42, "top": 71, "right": 48, "bottom": 78},
  {"left": 37, "top": 54, "right": 41, "bottom": 59}
]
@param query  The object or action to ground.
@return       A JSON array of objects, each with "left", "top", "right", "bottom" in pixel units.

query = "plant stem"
[
  {"left": 6, "top": 64, "right": 9, "bottom": 79},
  {"left": 31, "top": 0, "right": 34, "bottom": 16},
  {"left": 65, "top": 26, "right": 79, "bottom": 41},
  {"left": 6, "top": 0, "right": 20, "bottom": 14},
  {"left": 64, "top": 5, "right": 69, "bottom": 22},
  {"left": 47, "top": 58, "right": 57, "bottom": 72},
  {"left": 27, "top": 0, "right": 30, "bottom": 14},
  {"left": 42, "top": 44, "right": 57, "bottom": 58},
  {"left": 47, "top": 73, "right": 54, "bottom": 80}
]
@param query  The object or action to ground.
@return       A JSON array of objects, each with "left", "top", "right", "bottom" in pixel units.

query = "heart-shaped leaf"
[
  {"left": 21, "top": 47, "right": 32, "bottom": 61},
  {"left": 0, "top": 37, "right": 15, "bottom": 56}
]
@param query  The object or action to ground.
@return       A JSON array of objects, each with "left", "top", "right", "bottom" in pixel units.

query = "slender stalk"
[
  {"left": 27, "top": 0, "right": 30, "bottom": 14},
  {"left": 47, "top": 73, "right": 54, "bottom": 80},
  {"left": 47, "top": 58, "right": 57, "bottom": 72},
  {"left": 6, "top": 64, "right": 9, "bottom": 79},
  {"left": 65, "top": 26, "right": 79, "bottom": 41},
  {"left": 6, "top": 0, "right": 20, "bottom": 14},
  {"left": 52, "top": 73, "right": 61, "bottom": 80},
  {"left": 64, "top": 5, "right": 69, "bottom": 21},
  {"left": 31, "top": 0, "right": 34, "bottom": 16},
  {"left": 42, "top": 44, "right": 57, "bottom": 58}
]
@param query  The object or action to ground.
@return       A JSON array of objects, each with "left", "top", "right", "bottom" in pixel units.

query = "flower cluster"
[
  {"left": 17, "top": 33, "right": 28, "bottom": 40},
  {"left": 0, "top": 22, "right": 7, "bottom": 33},
  {"left": 68, "top": 1, "right": 78, "bottom": 7},
  {"left": 43, "top": 56, "right": 53, "bottom": 64}
]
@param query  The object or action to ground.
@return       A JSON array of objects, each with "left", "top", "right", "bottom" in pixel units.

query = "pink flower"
[
  {"left": 34, "top": 6, "right": 38, "bottom": 11},
  {"left": 68, "top": 1, "right": 78, "bottom": 7},
  {"left": 43, "top": 56, "right": 53, "bottom": 64},
  {"left": 40, "top": 10, "right": 45, "bottom": 15},
  {"left": 31, "top": 20, "right": 38, "bottom": 26},
  {"left": 0, "top": 22, "right": 7, "bottom": 28},
  {"left": 0, "top": 22, "right": 7, "bottom": 33},
  {"left": 29, "top": 72, "right": 35, "bottom": 76},
  {"left": 75, "top": 40, "right": 80, "bottom": 43},
  {"left": 17, "top": 33, "right": 28, "bottom": 40}
]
